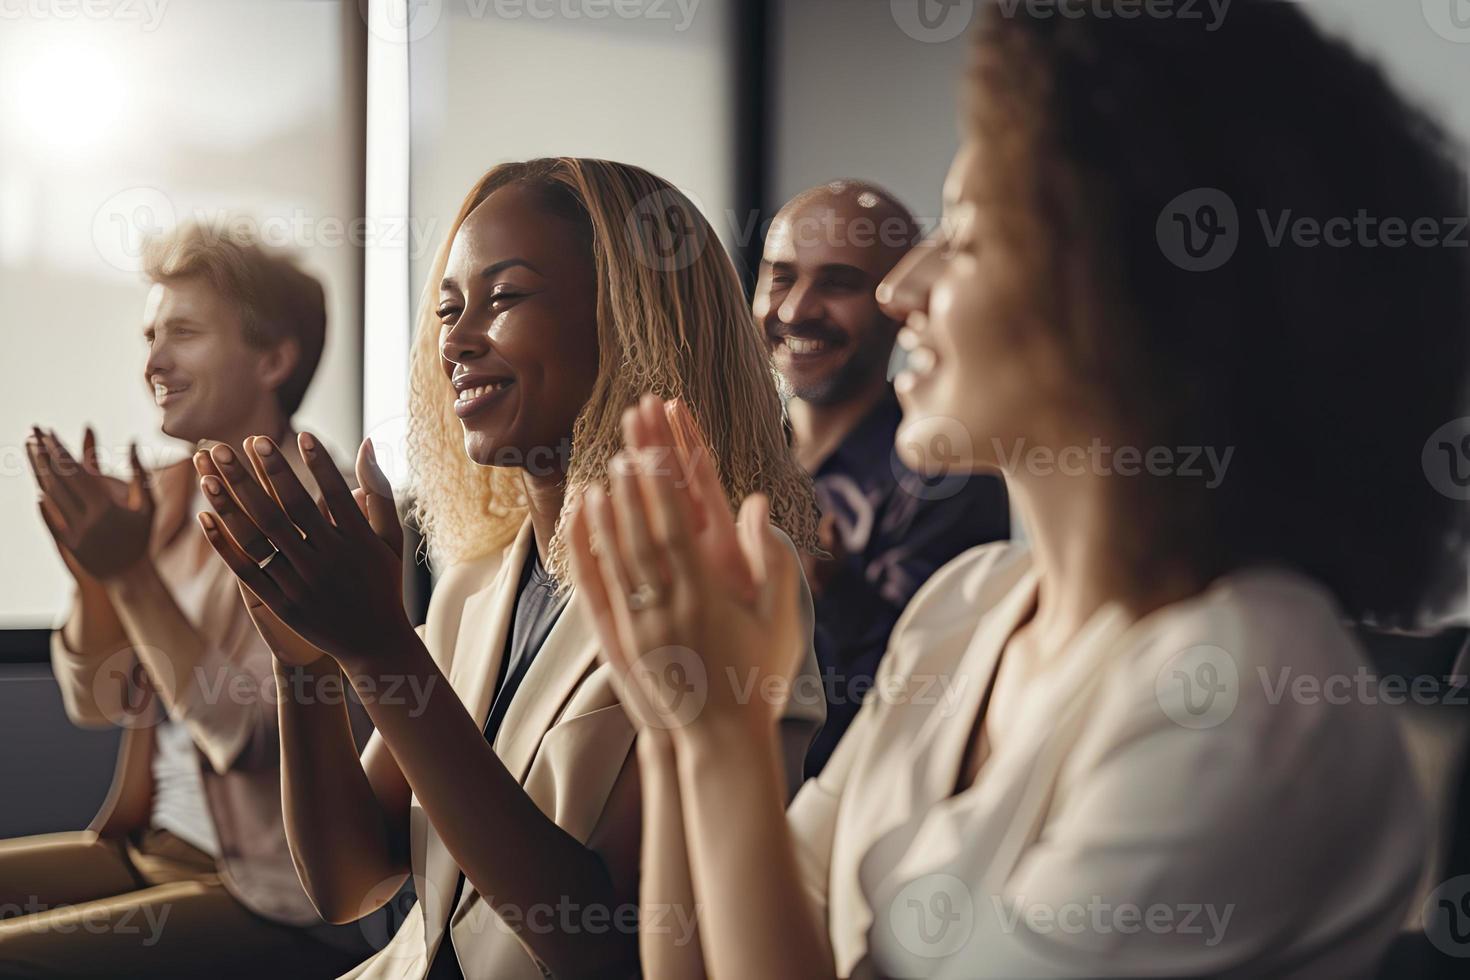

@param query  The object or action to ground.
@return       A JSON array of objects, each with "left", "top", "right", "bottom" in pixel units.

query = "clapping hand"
[
  {"left": 566, "top": 395, "right": 803, "bottom": 736},
  {"left": 26, "top": 426, "right": 155, "bottom": 583},
  {"left": 193, "top": 432, "right": 410, "bottom": 668}
]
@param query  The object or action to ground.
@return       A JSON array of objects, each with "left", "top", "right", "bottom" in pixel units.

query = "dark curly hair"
[{"left": 967, "top": 0, "right": 1470, "bottom": 626}]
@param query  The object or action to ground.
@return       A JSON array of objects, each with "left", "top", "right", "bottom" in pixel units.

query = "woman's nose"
[
  {"left": 877, "top": 237, "right": 940, "bottom": 322},
  {"left": 440, "top": 317, "right": 488, "bottom": 364}
]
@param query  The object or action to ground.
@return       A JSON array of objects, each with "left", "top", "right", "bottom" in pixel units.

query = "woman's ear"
[{"left": 257, "top": 337, "right": 301, "bottom": 400}]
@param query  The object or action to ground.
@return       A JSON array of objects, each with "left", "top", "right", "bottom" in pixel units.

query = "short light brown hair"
[{"left": 143, "top": 221, "right": 327, "bottom": 416}]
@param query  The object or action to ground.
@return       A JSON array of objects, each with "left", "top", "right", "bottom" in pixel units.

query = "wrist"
[
  {"left": 334, "top": 619, "right": 423, "bottom": 681},
  {"left": 636, "top": 728, "right": 678, "bottom": 769},
  {"left": 675, "top": 709, "right": 781, "bottom": 769},
  {"left": 100, "top": 555, "right": 156, "bottom": 597}
]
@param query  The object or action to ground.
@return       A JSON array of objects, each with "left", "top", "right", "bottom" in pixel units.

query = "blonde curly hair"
[{"left": 407, "top": 157, "right": 819, "bottom": 580}]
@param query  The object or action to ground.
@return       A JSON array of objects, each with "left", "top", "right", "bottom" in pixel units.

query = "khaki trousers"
[{"left": 0, "top": 828, "right": 362, "bottom": 979}]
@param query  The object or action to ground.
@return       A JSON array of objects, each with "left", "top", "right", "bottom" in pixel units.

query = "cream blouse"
[{"left": 790, "top": 543, "right": 1424, "bottom": 979}]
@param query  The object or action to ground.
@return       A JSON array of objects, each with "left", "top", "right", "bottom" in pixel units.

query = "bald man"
[{"left": 754, "top": 181, "right": 1009, "bottom": 776}]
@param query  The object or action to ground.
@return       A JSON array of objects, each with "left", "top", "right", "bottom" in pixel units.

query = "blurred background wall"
[{"left": 770, "top": 0, "right": 1470, "bottom": 232}]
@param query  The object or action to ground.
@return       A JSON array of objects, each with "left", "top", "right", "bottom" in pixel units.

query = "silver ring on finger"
[
  {"left": 626, "top": 582, "right": 662, "bottom": 611},
  {"left": 257, "top": 549, "right": 281, "bottom": 571}
]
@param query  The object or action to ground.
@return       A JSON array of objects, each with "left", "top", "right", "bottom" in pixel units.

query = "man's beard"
[{"left": 788, "top": 332, "right": 895, "bottom": 407}]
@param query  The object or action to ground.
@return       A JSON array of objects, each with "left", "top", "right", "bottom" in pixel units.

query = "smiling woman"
[{"left": 193, "top": 157, "right": 825, "bottom": 980}]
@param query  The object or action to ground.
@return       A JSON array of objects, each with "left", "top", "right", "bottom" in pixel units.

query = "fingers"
[
  {"left": 196, "top": 512, "right": 295, "bottom": 609},
  {"left": 31, "top": 430, "right": 87, "bottom": 516},
  {"left": 627, "top": 402, "right": 699, "bottom": 587},
  {"left": 633, "top": 399, "right": 700, "bottom": 538},
  {"left": 194, "top": 450, "right": 286, "bottom": 565},
  {"left": 128, "top": 442, "right": 155, "bottom": 516},
  {"left": 609, "top": 444, "right": 668, "bottom": 595},
  {"left": 204, "top": 442, "right": 315, "bottom": 562},
  {"left": 245, "top": 436, "right": 330, "bottom": 540},
  {"left": 355, "top": 438, "right": 404, "bottom": 557},
  {"left": 585, "top": 483, "right": 636, "bottom": 605},
  {"left": 737, "top": 493, "right": 772, "bottom": 587},
  {"left": 566, "top": 498, "right": 633, "bottom": 675},
  {"left": 82, "top": 426, "right": 100, "bottom": 475},
  {"left": 36, "top": 494, "right": 73, "bottom": 547},
  {"left": 301, "top": 432, "right": 369, "bottom": 535}
]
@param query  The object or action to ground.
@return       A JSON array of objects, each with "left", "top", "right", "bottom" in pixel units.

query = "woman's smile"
[{"left": 452, "top": 375, "right": 517, "bottom": 420}]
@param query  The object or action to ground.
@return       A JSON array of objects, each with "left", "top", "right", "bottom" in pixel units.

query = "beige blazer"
[
  {"left": 347, "top": 517, "right": 825, "bottom": 979},
  {"left": 789, "top": 543, "right": 1425, "bottom": 979},
  {"left": 49, "top": 459, "right": 322, "bottom": 927}
]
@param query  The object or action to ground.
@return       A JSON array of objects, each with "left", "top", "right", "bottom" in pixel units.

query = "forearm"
[
  {"left": 102, "top": 558, "right": 213, "bottom": 712},
  {"left": 59, "top": 578, "right": 127, "bottom": 657},
  {"left": 51, "top": 581, "right": 132, "bottom": 726},
  {"left": 343, "top": 633, "right": 637, "bottom": 975},
  {"left": 636, "top": 733, "right": 706, "bottom": 980},
  {"left": 278, "top": 657, "right": 406, "bottom": 922},
  {"left": 677, "top": 717, "right": 833, "bottom": 980}
]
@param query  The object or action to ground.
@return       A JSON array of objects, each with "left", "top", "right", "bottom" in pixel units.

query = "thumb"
[{"left": 355, "top": 438, "right": 404, "bottom": 557}]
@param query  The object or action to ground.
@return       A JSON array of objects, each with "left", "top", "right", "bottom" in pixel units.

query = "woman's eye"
[{"left": 488, "top": 290, "right": 523, "bottom": 306}]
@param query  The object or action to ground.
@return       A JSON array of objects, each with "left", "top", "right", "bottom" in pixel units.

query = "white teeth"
[
  {"left": 455, "top": 381, "right": 510, "bottom": 403},
  {"left": 784, "top": 337, "right": 829, "bottom": 354}
]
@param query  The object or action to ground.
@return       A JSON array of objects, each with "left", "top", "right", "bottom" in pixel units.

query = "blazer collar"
[
  {"left": 446, "top": 519, "right": 533, "bottom": 738},
  {"left": 917, "top": 564, "right": 1041, "bottom": 806},
  {"left": 444, "top": 516, "right": 602, "bottom": 784},
  {"left": 493, "top": 581, "right": 599, "bottom": 783},
  {"left": 865, "top": 568, "right": 1138, "bottom": 903}
]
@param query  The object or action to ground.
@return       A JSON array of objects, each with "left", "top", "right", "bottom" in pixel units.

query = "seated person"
[
  {"left": 3, "top": 222, "right": 361, "bottom": 978},
  {"left": 193, "top": 158, "right": 826, "bottom": 979},
  {"left": 570, "top": 3, "right": 1462, "bottom": 976},
  {"left": 754, "top": 181, "right": 1009, "bottom": 775}
]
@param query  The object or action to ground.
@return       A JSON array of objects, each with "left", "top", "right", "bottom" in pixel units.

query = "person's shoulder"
[
  {"left": 1111, "top": 566, "right": 1421, "bottom": 780},
  {"left": 883, "top": 542, "right": 1031, "bottom": 671},
  {"left": 1120, "top": 566, "right": 1354, "bottom": 685}
]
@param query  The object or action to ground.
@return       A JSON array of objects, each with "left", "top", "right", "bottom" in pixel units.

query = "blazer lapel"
[
  {"left": 447, "top": 519, "right": 533, "bottom": 731},
  {"left": 915, "top": 566, "right": 1040, "bottom": 807},
  {"left": 493, "top": 589, "right": 600, "bottom": 784}
]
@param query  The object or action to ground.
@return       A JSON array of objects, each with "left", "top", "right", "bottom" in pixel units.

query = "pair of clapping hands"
[
  {"left": 189, "top": 396, "right": 803, "bottom": 736},
  {"left": 27, "top": 399, "right": 804, "bottom": 734},
  {"left": 565, "top": 395, "right": 805, "bottom": 737}
]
